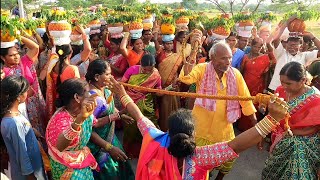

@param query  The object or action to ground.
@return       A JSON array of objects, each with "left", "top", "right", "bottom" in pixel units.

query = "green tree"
[
  {"left": 1, "top": 0, "right": 34, "bottom": 10},
  {"left": 181, "top": 0, "right": 198, "bottom": 10}
]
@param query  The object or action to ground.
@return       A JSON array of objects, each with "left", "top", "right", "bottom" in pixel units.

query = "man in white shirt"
[
  {"left": 269, "top": 35, "right": 319, "bottom": 90},
  {"left": 268, "top": 20, "right": 320, "bottom": 91}
]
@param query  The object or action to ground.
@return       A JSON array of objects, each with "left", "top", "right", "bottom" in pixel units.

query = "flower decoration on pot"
[
  {"left": 142, "top": 14, "right": 154, "bottom": 30},
  {"left": 233, "top": 11, "right": 256, "bottom": 31},
  {"left": 1, "top": 9, "right": 11, "bottom": 17},
  {"left": 1, "top": 16, "right": 24, "bottom": 48},
  {"left": 161, "top": 8, "right": 173, "bottom": 18},
  {"left": 258, "top": 11, "right": 277, "bottom": 27},
  {"left": 23, "top": 19, "right": 38, "bottom": 36},
  {"left": 284, "top": 10, "right": 320, "bottom": 33},
  {"left": 173, "top": 8, "right": 192, "bottom": 28},
  {"left": 36, "top": 18, "right": 46, "bottom": 37},
  {"left": 204, "top": 16, "right": 234, "bottom": 40},
  {"left": 107, "top": 15, "right": 125, "bottom": 38},
  {"left": 188, "top": 13, "right": 206, "bottom": 31},
  {"left": 128, "top": 13, "right": 143, "bottom": 39},
  {"left": 160, "top": 17, "right": 175, "bottom": 35},
  {"left": 45, "top": 7, "right": 73, "bottom": 46}
]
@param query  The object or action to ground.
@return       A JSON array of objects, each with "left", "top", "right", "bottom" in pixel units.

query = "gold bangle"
[
  {"left": 266, "top": 115, "right": 279, "bottom": 126},
  {"left": 255, "top": 126, "right": 266, "bottom": 138},
  {"left": 73, "top": 121, "right": 84, "bottom": 126},
  {"left": 105, "top": 143, "right": 113, "bottom": 151},
  {"left": 257, "top": 123, "right": 269, "bottom": 137},
  {"left": 121, "top": 95, "right": 134, "bottom": 108}
]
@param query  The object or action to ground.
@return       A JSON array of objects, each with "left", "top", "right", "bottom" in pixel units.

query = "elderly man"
[
  {"left": 178, "top": 42, "right": 257, "bottom": 180},
  {"left": 268, "top": 18, "right": 320, "bottom": 91}
]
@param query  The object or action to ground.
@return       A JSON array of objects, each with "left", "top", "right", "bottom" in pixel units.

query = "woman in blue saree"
[{"left": 85, "top": 59, "right": 134, "bottom": 180}]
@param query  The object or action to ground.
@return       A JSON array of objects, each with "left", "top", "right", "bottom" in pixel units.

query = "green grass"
[{"left": 306, "top": 20, "right": 320, "bottom": 37}]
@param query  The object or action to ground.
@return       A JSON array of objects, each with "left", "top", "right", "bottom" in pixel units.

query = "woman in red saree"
[
  {"left": 105, "top": 37, "right": 128, "bottom": 81},
  {"left": 106, "top": 76, "right": 290, "bottom": 180},
  {"left": 262, "top": 62, "right": 320, "bottom": 179},
  {"left": 121, "top": 54, "right": 162, "bottom": 158},
  {"left": 238, "top": 37, "right": 275, "bottom": 131}
]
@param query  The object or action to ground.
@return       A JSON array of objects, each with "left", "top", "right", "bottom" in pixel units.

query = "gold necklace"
[
  {"left": 7, "top": 110, "right": 21, "bottom": 116},
  {"left": 90, "top": 84, "right": 104, "bottom": 97}
]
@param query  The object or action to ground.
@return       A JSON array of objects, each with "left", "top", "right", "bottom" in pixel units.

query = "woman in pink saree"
[{"left": 46, "top": 78, "right": 114, "bottom": 179}]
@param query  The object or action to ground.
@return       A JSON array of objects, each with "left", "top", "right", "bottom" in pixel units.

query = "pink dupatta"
[{"left": 194, "top": 62, "right": 240, "bottom": 123}]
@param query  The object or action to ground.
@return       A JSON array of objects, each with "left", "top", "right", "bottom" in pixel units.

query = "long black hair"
[
  {"left": 85, "top": 59, "right": 110, "bottom": 83},
  {"left": 55, "top": 78, "right": 88, "bottom": 108},
  {"left": 0, "top": 75, "right": 30, "bottom": 119},
  {"left": 55, "top": 45, "right": 72, "bottom": 87},
  {"left": 167, "top": 109, "right": 196, "bottom": 158},
  {"left": 280, "top": 62, "right": 307, "bottom": 82}
]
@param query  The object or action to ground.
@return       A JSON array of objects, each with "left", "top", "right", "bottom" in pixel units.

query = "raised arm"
[
  {"left": 78, "top": 26, "right": 92, "bottom": 61},
  {"left": 21, "top": 36, "right": 39, "bottom": 62},
  {"left": 119, "top": 31, "right": 130, "bottom": 58}
]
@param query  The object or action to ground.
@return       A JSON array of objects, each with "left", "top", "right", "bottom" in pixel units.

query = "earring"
[{"left": 17, "top": 98, "right": 21, "bottom": 103}]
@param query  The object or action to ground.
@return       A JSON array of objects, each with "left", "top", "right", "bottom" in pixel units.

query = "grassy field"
[{"left": 306, "top": 20, "right": 320, "bottom": 37}]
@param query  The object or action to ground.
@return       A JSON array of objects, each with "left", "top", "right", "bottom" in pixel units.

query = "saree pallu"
[
  {"left": 158, "top": 53, "right": 182, "bottom": 131},
  {"left": 46, "top": 55, "right": 59, "bottom": 119},
  {"left": 46, "top": 109, "right": 98, "bottom": 180},
  {"left": 87, "top": 89, "right": 134, "bottom": 180},
  {"left": 238, "top": 54, "right": 271, "bottom": 131},
  {"left": 124, "top": 72, "right": 160, "bottom": 158},
  {"left": 262, "top": 87, "right": 320, "bottom": 180},
  {"left": 262, "top": 133, "right": 320, "bottom": 180}
]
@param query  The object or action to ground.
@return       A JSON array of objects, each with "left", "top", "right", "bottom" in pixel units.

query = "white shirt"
[{"left": 268, "top": 43, "right": 318, "bottom": 90}]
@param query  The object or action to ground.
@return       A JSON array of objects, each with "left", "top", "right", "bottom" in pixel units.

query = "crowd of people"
[{"left": 1, "top": 6, "right": 320, "bottom": 180}]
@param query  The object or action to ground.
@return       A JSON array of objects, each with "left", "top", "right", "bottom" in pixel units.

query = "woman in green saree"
[
  {"left": 121, "top": 54, "right": 162, "bottom": 158},
  {"left": 85, "top": 60, "right": 135, "bottom": 179},
  {"left": 262, "top": 62, "right": 320, "bottom": 179}
]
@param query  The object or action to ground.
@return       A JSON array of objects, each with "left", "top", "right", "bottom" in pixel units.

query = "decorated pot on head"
[
  {"left": 287, "top": 18, "right": 306, "bottom": 33},
  {"left": 108, "top": 23, "right": 124, "bottom": 38},
  {"left": 211, "top": 26, "right": 231, "bottom": 40},
  {"left": 36, "top": 28, "right": 46, "bottom": 37},
  {"left": 238, "top": 20, "right": 254, "bottom": 31},
  {"left": 89, "top": 19, "right": 101, "bottom": 35},
  {"left": 0, "top": 29, "right": 19, "bottom": 49},
  {"left": 48, "top": 20, "right": 72, "bottom": 46},
  {"left": 70, "top": 26, "right": 83, "bottom": 45},
  {"left": 261, "top": 20, "right": 272, "bottom": 29},
  {"left": 36, "top": 19, "right": 46, "bottom": 37},
  {"left": 162, "top": 34, "right": 175, "bottom": 42},
  {"left": 237, "top": 29, "right": 252, "bottom": 38},
  {"left": 160, "top": 23, "right": 175, "bottom": 35},
  {"left": 129, "top": 21, "right": 143, "bottom": 39},
  {"left": 175, "top": 16, "right": 189, "bottom": 28}
]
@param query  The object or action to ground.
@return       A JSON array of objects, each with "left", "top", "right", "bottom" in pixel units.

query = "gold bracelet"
[{"left": 105, "top": 143, "right": 113, "bottom": 151}]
